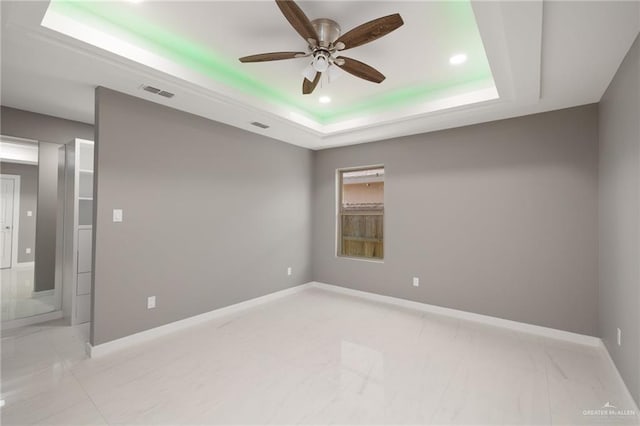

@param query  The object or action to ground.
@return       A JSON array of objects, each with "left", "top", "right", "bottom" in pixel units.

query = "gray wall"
[
  {"left": 598, "top": 34, "right": 639, "bottom": 406},
  {"left": 313, "top": 104, "right": 599, "bottom": 336},
  {"left": 1, "top": 106, "right": 93, "bottom": 292},
  {"left": 91, "top": 87, "right": 313, "bottom": 345},
  {"left": 1, "top": 106, "right": 94, "bottom": 144},
  {"left": 0, "top": 162, "right": 37, "bottom": 263}
]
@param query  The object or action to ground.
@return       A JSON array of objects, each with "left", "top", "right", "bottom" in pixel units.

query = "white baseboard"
[
  {"left": 310, "top": 282, "right": 602, "bottom": 347},
  {"left": 31, "top": 289, "right": 55, "bottom": 298},
  {"left": 87, "top": 283, "right": 313, "bottom": 358},
  {"left": 88, "top": 280, "right": 603, "bottom": 358},
  {"left": 1, "top": 310, "right": 63, "bottom": 330},
  {"left": 84, "top": 279, "right": 637, "bottom": 410},
  {"left": 597, "top": 340, "right": 640, "bottom": 414}
]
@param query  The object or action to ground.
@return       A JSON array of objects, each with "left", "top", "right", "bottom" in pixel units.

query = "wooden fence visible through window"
[{"left": 340, "top": 204, "right": 384, "bottom": 259}]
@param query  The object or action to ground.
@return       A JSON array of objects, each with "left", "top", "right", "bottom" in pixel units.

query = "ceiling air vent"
[
  {"left": 141, "top": 85, "right": 175, "bottom": 99},
  {"left": 250, "top": 122, "right": 270, "bottom": 129},
  {"left": 142, "top": 85, "right": 161, "bottom": 94}
]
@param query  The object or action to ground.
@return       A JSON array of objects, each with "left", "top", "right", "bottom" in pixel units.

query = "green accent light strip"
[
  {"left": 50, "top": 0, "right": 314, "bottom": 115},
  {"left": 319, "top": 76, "right": 493, "bottom": 122},
  {"left": 48, "top": 0, "right": 494, "bottom": 124}
]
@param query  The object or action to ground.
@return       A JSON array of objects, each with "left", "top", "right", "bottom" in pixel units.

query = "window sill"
[{"left": 336, "top": 255, "right": 384, "bottom": 264}]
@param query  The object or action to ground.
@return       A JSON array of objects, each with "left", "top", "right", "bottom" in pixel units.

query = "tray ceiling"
[
  {"left": 41, "top": 1, "right": 497, "bottom": 128},
  {"left": 1, "top": 1, "right": 638, "bottom": 149}
]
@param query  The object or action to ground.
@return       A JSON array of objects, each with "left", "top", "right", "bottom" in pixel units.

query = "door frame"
[{"left": 0, "top": 174, "right": 21, "bottom": 269}]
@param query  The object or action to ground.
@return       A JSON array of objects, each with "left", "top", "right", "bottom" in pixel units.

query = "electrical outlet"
[
  {"left": 617, "top": 328, "right": 622, "bottom": 346},
  {"left": 287, "top": 267, "right": 292, "bottom": 276},
  {"left": 147, "top": 296, "right": 156, "bottom": 309},
  {"left": 413, "top": 277, "right": 419, "bottom": 287},
  {"left": 25, "top": 248, "right": 31, "bottom": 254}
]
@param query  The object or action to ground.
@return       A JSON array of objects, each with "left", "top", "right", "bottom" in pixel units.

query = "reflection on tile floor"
[
  {"left": 1, "top": 265, "right": 57, "bottom": 322},
  {"left": 1, "top": 288, "right": 638, "bottom": 425}
]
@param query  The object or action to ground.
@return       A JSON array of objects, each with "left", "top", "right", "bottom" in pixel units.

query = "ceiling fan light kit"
[
  {"left": 239, "top": 0, "right": 404, "bottom": 95},
  {"left": 312, "top": 51, "right": 330, "bottom": 73}
]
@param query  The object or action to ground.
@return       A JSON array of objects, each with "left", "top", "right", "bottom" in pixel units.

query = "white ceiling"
[
  {"left": 116, "top": 1, "right": 493, "bottom": 111},
  {"left": 1, "top": 1, "right": 638, "bottom": 150}
]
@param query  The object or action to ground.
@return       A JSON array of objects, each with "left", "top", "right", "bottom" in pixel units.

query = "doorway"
[
  {"left": 0, "top": 174, "right": 20, "bottom": 269},
  {"left": 1, "top": 135, "right": 62, "bottom": 325}
]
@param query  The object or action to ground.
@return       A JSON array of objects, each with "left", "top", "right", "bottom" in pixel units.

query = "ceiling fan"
[{"left": 239, "top": 0, "right": 404, "bottom": 95}]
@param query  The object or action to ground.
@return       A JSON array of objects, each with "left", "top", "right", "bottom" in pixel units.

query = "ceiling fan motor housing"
[{"left": 311, "top": 18, "right": 341, "bottom": 48}]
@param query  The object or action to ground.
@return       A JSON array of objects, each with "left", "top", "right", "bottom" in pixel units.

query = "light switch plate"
[
  {"left": 147, "top": 296, "right": 156, "bottom": 309},
  {"left": 25, "top": 248, "right": 31, "bottom": 254},
  {"left": 113, "top": 209, "right": 123, "bottom": 223},
  {"left": 413, "top": 277, "right": 419, "bottom": 287},
  {"left": 287, "top": 267, "right": 292, "bottom": 276},
  {"left": 27, "top": 211, "right": 32, "bottom": 217}
]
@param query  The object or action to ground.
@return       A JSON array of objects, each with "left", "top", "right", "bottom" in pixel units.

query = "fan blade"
[
  {"left": 336, "top": 56, "right": 385, "bottom": 83},
  {"left": 239, "top": 52, "right": 307, "bottom": 63},
  {"left": 302, "top": 72, "right": 321, "bottom": 95},
  {"left": 275, "top": 0, "right": 318, "bottom": 45},
  {"left": 335, "top": 13, "right": 404, "bottom": 50}
]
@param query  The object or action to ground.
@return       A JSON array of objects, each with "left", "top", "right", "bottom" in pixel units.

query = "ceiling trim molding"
[
  {"left": 34, "top": 1, "right": 503, "bottom": 142},
  {"left": 4, "top": 0, "right": 636, "bottom": 150},
  {"left": 8, "top": 18, "right": 326, "bottom": 144}
]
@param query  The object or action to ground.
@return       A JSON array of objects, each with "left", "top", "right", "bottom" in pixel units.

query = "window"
[{"left": 338, "top": 166, "right": 384, "bottom": 260}]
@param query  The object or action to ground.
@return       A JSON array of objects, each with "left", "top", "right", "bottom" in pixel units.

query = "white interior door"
[{"left": 0, "top": 177, "right": 15, "bottom": 269}]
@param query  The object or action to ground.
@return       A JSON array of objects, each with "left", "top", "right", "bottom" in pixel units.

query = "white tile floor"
[
  {"left": 1, "top": 287, "right": 638, "bottom": 425},
  {"left": 1, "top": 265, "right": 57, "bottom": 322}
]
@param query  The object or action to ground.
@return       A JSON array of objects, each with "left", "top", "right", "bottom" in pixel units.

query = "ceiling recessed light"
[
  {"left": 449, "top": 53, "right": 467, "bottom": 65},
  {"left": 319, "top": 96, "right": 331, "bottom": 104}
]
